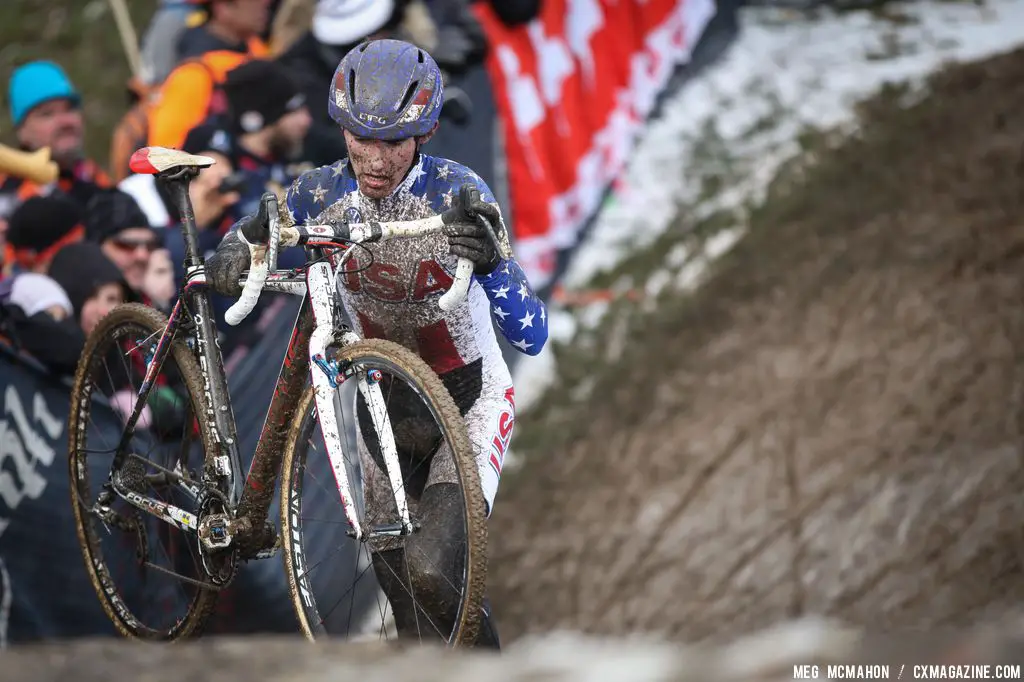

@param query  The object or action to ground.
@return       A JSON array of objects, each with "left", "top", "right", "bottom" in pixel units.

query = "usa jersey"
[
  {"left": 283, "top": 153, "right": 548, "bottom": 379},
  {"left": 283, "top": 153, "right": 548, "bottom": 510}
]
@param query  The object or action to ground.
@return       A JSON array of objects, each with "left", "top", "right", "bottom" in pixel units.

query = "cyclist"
[{"left": 204, "top": 38, "right": 548, "bottom": 648}]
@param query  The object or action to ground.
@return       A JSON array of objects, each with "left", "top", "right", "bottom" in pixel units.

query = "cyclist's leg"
[
  {"left": 387, "top": 364, "right": 514, "bottom": 648},
  {"left": 355, "top": 364, "right": 514, "bottom": 648},
  {"left": 370, "top": 480, "right": 466, "bottom": 640},
  {"left": 355, "top": 382, "right": 457, "bottom": 640},
  {"left": 454, "top": 364, "right": 516, "bottom": 650}
]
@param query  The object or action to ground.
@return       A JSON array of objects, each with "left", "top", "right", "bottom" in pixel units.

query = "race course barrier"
[
  {"left": 475, "top": 0, "right": 718, "bottom": 288},
  {"left": 0, "top": 321, "right": 376, "bottom": 645}
]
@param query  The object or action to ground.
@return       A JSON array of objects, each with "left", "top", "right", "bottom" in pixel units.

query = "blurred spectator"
[
  {"left": 143, "top": 247, "right": 177, "bottom": 310},
  {"left": 278, "top": 0, "right": 411, "bottom": 166},
  {"left": 1, "top": 62, "right": 111, "bottom": 232},
  {"left": 48, "top": 242, "right": 128, "bottom": 336},
  {"left": 84, "top": 189, "right": 167, "bottom": 304},
  {"left": 0, "top": 271, "right": 84, "bottom": 374},
  {"left": 2, "top": 195, "right": 85, "bottom": 278},
  {"left": 114, "top": 0, "right": 272, "bottom": 180},
  {"left": 145, "top": 0, "right": 272, "bottom": 154},
  {"left": 177, "top": 0, "right": 272, "bottom": 61},
  {"left": 216, "top": 58, "right": 311, "bottom": 217}
]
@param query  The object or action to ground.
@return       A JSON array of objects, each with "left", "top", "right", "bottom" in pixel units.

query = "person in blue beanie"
[{"left": 0, "top": 61, "right": 112, "bottom": 269}]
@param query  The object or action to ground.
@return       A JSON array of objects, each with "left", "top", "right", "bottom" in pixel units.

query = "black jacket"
[
  {"left": 470, "top": 0, "right": 542, "bottom": 26},
  {"left": 0, "top": 304, "right": 85, "bottom": 377},
  {"left": 276, "top": 33, "right": 353, "bottom": 168}
]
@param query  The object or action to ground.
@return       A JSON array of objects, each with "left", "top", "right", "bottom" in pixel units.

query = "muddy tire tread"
[
  {"left": 279, "top": 337, "right": 487, "bottom": 645},
  {"left": 68, "top": 303, "right": 219, "bottom": 640}
]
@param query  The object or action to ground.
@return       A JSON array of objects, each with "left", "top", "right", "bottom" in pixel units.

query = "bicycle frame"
[
  {"left": 108, "top": 171, "right": 244, "bottom": 526},
  {"left": 106, "top": 170, "right": 314, "bottom": 557},
  {"left": 109, "top": 170, "right": 414, "bottom": 561}
]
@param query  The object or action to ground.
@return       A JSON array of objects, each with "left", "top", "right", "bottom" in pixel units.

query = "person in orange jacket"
[
  {"left": 177, "top": 0, "right": 272, "bottom": 61},
  {"left": 146, "top": 0, "right": 272, "bottom": 151}
]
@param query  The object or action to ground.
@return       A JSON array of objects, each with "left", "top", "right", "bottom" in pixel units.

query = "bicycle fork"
[{"left": 305, "top": 262, "right": 414, "bottom": 541}]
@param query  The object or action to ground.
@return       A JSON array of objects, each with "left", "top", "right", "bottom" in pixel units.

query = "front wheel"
[{"left": 280, "top": 338, "right": 488, "bottom": 645}]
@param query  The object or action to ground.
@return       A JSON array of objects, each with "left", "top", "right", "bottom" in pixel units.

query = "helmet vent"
[
  {"left": 399, "top": 80, "right": 420, "bottom": 112},
  {"left": 348, "top": 68, "right": 357, "bottom": 103},
  {"left": 417, "top": 50, "right": 425, "bottom": 63}
]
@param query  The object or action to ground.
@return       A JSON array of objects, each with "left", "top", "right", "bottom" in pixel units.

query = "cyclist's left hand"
[{"left": 442, "top": 184, "right": 501, "bottom": 274}]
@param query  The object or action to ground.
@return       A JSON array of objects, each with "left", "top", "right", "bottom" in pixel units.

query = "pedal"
[
  {"left": 198, "top": 513, "right": 233, "bottom": 551},
  {"left": 253, "top": 536, "right": 281, "bottom": 560}
]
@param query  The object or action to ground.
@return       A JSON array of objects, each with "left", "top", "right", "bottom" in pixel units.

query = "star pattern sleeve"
[
  {"left": 476, "top": 258, "right": 548, "bottom": 355},
  {"left": 285, "top": 170, "right": 317, "bottom": 226}
]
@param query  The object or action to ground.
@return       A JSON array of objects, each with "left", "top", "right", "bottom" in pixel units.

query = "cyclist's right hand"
[{"left": 206, "top": 224, "right": 254, "bottom": 297}]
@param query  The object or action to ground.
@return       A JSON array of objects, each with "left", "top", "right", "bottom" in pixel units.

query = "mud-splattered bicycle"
[{"left": 68, "top": 147, "right": 494, "bottom": 644}]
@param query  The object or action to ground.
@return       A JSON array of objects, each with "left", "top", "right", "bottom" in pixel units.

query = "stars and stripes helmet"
[{"left": 328, "top": 39, "right": 444, "bottom": 141}]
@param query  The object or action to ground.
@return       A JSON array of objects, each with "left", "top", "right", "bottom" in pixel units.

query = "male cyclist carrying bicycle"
[{"left": 205, "top": 38, "right": 548, "bottom": 648}]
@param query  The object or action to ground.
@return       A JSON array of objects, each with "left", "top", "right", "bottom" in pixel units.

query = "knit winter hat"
[
  {"left": 182, "top": 122, "right": 236, "bottom": 158},
  {"left": 223, "top": 59, "right": 306, "bottom": 134},
  {"left": 5, "top": 195, "right": 85, "bottom": 269},
  {"left": 48, "top": 241, "right": 127, "bottom": 317},
  {"left": 84, "top": 188, "right": 158, "bottom": 244}
]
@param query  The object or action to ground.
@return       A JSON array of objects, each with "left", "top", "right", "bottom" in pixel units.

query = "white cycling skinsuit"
[{"left": 283, "top": 152, "right": 549, "bottom": 515}]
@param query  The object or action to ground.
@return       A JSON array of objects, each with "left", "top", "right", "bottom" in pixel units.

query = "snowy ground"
[{"left": 508, "top": 0, "right": 1024, "bottom": 427}]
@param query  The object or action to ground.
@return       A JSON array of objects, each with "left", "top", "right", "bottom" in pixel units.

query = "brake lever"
[{"left": 474, "top": 213, "right": 511, "bottom": 261}]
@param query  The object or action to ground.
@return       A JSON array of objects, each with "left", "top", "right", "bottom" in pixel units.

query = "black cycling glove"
[
  {"left": 442, "top": 184, "right": 502, "bottom": 275},
  {"left": 206, "top": 199, "right": 271, "bottom": 296}
]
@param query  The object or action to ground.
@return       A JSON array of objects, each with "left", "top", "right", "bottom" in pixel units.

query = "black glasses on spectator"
[{"left": 110, "top": 236, "right": 161, "bottom": 254}]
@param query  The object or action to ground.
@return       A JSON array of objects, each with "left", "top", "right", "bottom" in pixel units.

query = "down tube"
[{"left": 236, "top": 294, "right": 315, "bottom": 533}]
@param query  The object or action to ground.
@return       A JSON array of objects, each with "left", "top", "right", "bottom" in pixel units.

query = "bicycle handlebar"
[
  {"left": 224, "top": 195, "right": 281, "bottom": 326},
  {"left": 223, "top": 201, "right": 476, "bottom": 326}
]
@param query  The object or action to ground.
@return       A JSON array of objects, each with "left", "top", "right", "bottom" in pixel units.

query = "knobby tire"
[
  {"left": 279, "top": 338, "right": 488, "bottom": 645},
  {"left": 68, "top": 303, "right": 220, "bottom": 640}
]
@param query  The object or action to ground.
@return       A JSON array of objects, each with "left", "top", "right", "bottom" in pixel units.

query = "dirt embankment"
[{"left": 490, "top": 46, "right": 1024, "bottom": 643}]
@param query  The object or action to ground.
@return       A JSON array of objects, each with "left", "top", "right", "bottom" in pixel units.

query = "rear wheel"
[
  {"left": 68, "top": 303, "right": 220, "bottom": 639},
  {"left": 280, "top": 338, "right": 488, "bottom": 645}
]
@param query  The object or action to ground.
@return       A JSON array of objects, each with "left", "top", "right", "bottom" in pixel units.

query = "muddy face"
[{"left": 343, "top": 130, "right": 419, "bottom": 200}]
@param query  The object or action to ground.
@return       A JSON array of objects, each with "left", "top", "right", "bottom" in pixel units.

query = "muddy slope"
[{"left": 490, "top": 46, "right": 1024, "bottom": 642}]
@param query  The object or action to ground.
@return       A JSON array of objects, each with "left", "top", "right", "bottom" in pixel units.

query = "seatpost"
[{"left": 159, "top": 166, "right": 204, "bottom": 268}]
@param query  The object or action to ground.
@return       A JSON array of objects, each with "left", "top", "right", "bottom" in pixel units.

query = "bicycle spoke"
[
  {"left": 284, "top": 344, "right": 484, "bottom": 645},
  {"left": 70, "top": 308, "right": 217, "bottom": 639}
]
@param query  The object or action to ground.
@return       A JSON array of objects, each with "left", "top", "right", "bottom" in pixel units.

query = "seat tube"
[{"left": 163, "top": 170, "right": 245, "bottom": 504}]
